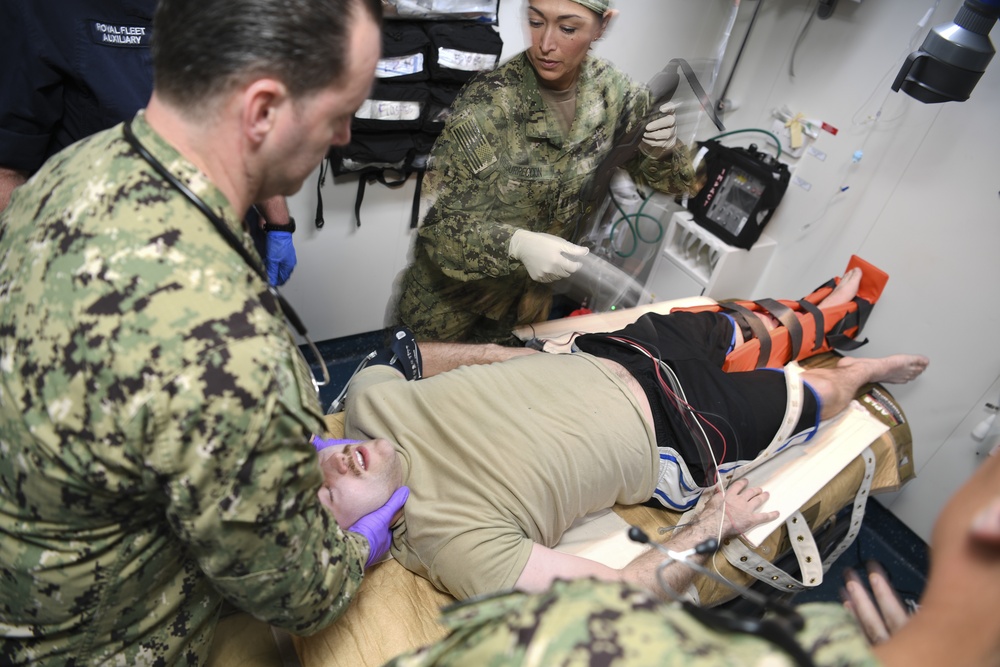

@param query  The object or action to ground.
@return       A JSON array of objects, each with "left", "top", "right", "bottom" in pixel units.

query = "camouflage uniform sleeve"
[
  {"left": 415, "top": 97, "right": 522, "bottom": 283},
  {"left": 629, "top": 148, "right": 697, "bottom": 198},
  {"left": 620, "top": 84, "right": 698, "bottom": 198},
  {"left": 385, "top": 580, "right": 881, "bottom": 667},
  {"left": 143, "top": 335, "right": 367, "bottom": 634}
]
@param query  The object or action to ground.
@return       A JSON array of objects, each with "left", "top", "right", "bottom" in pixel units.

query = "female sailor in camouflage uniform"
[{"left": 394, "top": 0, "right": 696, "bottom": 344}]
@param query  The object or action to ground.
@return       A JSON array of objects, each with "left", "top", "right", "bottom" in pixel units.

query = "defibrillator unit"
[{"left": 687, "top": 140, "right": 790, "bottom": 250}]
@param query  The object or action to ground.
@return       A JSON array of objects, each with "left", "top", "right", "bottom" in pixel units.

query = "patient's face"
[{"left": 317, "top": 438, "right": 403, "bottom": 528}]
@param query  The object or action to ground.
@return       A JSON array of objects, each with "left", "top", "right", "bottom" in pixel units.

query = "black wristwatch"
[{"left": 263, "top": 217, "right": 296, "bottom": 234}]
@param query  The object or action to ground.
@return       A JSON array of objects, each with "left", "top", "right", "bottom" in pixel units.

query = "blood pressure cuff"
[{"left": 425, "top": 22, "right": 502, "bottom": 83}]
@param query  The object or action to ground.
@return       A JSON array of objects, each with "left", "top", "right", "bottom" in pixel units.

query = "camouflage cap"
[{"left": 568, "top": 0, "right": 611, "bottom": 16}]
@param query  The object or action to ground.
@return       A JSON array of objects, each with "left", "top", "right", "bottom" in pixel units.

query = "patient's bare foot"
[
  {"left": 819, "top": 267, "right": 863, "bottom": 308},
  {"left": 837, "top": 354, "right": 929, "bottom": 384}
]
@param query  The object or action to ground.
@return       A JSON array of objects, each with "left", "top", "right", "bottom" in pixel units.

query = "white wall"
[
  {"left": 282, "top": 0, "right": 1000, "bottom": 540},
  {"left": 710, "top": 0, "right": 1000, "bottom": 542}
]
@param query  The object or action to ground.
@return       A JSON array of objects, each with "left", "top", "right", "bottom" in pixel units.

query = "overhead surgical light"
[{"left": 892, "top": 0, "right": 1000, "bottom": 103}]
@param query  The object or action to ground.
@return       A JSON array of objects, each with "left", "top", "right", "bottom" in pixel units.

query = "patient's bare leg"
[
  {"left": 803, "top": 353, "right": 929, "bottom": 420},
  {"left": 761, "top": 267, "right": 863, "bottom": 327},
  {"left": 817, "top": 266, "right": 863, "bottom": 308},
  {"left": 734, "top": 267, "right": 865, "bottom": 346},
  {"left": 418, "top": 341, "right": 538, "bottom": 377}
]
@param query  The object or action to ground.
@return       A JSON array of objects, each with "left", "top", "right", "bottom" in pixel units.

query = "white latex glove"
[
  {"left": 640, "top": 102, "right": 678, "bottom": 157},
  {"left": 508, "top": 230, "right": 589, "bottom": 283}
]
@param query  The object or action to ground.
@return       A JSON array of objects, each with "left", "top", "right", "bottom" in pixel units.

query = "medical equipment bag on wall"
[
  {"left": 319, "top": 15, "right": 502, "bottom": 228},
  {"left": 383, "top": 0, "right": 499, "bottom": 22},
  {"left": 686, "top": 140, "right": 790, "bottom": 250},
  {"left": 376, "top": 22, "right": 431, "bottom": 81}
]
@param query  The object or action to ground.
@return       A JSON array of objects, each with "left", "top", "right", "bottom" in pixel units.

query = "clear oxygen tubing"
[{"left": 562, "top": 252, "right": 654, "bottom": 311}]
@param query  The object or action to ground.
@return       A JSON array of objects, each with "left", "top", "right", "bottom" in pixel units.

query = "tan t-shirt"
[
  {"left": 538, "top": 83, "right": 577, "bottom": 138},
  {"left": 344, "top": 352, "right": 657, "bottom": 599}
]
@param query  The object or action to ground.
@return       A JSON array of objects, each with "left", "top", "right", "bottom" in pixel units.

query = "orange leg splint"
[{"left": 670, "top": 255, "right": 888, "bottom": 372}]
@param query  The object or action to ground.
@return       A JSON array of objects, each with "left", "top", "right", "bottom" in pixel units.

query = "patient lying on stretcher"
[{"left": 316, "top": 269, "right": 928, "bottom": 601}]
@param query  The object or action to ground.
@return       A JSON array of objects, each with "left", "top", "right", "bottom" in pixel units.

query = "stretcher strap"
[
  {"left": 720, "top": 446, "right": 875, "bottom": 592},
  {"left": 354, "top": 170, "right": 415, "bottom": 228},
  {"left": 720, "top": 302, "right": 771, "bottom": 368},
  {"left": 821, "top": 446, "right": 875, "bottom": 570},
  {"left": 755, "top": 298, "right": 804, "bottom": 362},
  {"left": 796, "top": 298, "right": 825, "bottom": 355},
  {"left": 826, "top": 298, "right": 873, "bottom": 351},
  {"left": 315, "top": 157, "right": 329, "bottom": 228},
  {"left": 759, "top": 361, "right": 806, "bottom": 458},
  {"left": 721, "top": 510, "right": 823, "bottom": 592}
]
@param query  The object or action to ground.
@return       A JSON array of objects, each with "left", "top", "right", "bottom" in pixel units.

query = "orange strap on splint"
[{"left": 671, "top": 255, "right": 888, "bottom": 372}]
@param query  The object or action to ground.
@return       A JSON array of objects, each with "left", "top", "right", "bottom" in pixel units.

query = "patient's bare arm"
[
  {"left": 418, "top": 341, "right": 538, "bottom": 377},
  {"left": 513, "top": 479, "right": 777, "bottom": 599},
  {"left": 618, "top": 478, "right": 778, "bottom": 597}
]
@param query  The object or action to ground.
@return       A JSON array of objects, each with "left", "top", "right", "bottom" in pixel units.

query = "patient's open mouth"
[{"left": 347, "top": 445, "right": 368, "bottom": 475}]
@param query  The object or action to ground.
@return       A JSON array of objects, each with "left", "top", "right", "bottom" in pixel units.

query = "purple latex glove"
[
  {"left": 266, "top": 231, "right": 296, "bottom": 286},
  {"left": 312, "top": 435, "right": 360, "bottom": 451},
  {"left": 348, "top": 486, "right": 409, "bottom": 568}
]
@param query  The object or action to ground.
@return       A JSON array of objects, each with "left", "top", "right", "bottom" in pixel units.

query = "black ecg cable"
[
  {"left": 601, "top": 333, "right": 730, "bottom": 482},
  {"left": 629, "top": 526, "right": 816, "bottom": 667}
]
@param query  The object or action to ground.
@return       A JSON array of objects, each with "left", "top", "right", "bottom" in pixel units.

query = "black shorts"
[{"left": 575, "top": 311, "right": 819, "bottom": 485}]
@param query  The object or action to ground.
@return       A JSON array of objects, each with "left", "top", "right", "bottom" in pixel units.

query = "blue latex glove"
[
  {"left": 348, "top": 486, "right": 410, "bottom": 568},
  {"left": 266, "top": 231, "right": 296, "bottom": 286}
]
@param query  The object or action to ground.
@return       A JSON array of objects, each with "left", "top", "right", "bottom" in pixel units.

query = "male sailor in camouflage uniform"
[
  {"left": 0, "top": 0, "right": 406, "bottom": 664},
  {"left": 394, "top": 0, "right": 696, "bottom": 344}
]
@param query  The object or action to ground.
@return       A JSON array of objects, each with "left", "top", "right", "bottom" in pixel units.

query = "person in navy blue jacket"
[{"left": 0, "top": 0, "right": 298, "bottom": 285}]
